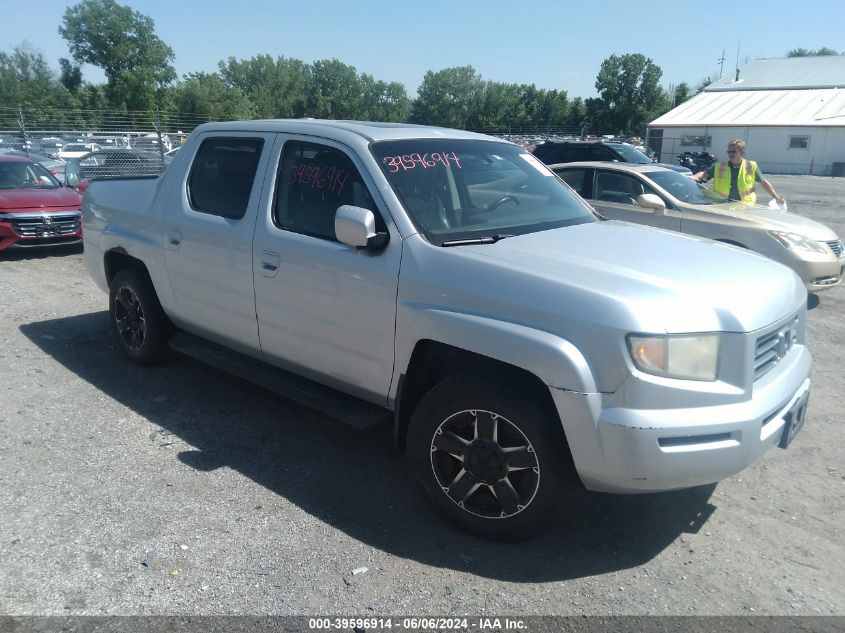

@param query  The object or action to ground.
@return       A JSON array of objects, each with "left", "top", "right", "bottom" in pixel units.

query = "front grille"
[
  {"left": 754, "top": 317, "right": 798, "bottom": 381},
  {"left": 7, "top": 214, "right": 80, "bottom": 238},
  {"left": 825, "top": 239, "right": 844, "bottom": 258}
]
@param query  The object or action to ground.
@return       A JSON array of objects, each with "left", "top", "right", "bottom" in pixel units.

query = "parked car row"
[{"left": 0, "top": 132, "right": 181, "bottom": 159}]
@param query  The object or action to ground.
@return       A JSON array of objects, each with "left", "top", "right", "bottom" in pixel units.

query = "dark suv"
[{"left": 532, "top": 141, "right": 691, "bottom": 173}]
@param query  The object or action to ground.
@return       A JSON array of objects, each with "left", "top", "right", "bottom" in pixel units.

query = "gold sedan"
[{"left": 551, "top": 162, "right": 844, "bottom": 293}]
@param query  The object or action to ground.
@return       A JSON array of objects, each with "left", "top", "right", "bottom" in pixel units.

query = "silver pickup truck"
[{"left": 83, "top": 120, "right": 812, "bottom": 540}]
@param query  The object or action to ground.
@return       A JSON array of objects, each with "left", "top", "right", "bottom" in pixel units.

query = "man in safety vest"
[{"left": 692, "top": 139, "right": 785, "bottom": 206}]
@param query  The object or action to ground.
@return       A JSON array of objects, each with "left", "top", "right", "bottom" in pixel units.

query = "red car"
[{"left": 0, "top": 155, "right": 82, "bottom": 250}]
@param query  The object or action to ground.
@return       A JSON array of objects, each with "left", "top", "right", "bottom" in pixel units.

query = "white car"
[{"left": 58, "top": 143, "right": 102, "bottom": 160}]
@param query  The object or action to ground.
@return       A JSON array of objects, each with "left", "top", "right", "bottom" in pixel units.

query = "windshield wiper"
[{"left": 441, "top": 234, "right": 515, "bottom": 247}]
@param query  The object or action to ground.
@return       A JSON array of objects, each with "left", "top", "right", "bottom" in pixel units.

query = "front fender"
[{"left": 391, "top": 305, "right": 601, "bottom": 404}]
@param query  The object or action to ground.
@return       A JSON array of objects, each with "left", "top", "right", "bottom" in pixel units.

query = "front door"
[{"left": 252, "top": 137, "right": 401, "bottom": 404}]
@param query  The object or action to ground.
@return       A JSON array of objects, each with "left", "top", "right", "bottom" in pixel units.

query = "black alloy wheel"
[
  {"left": 114, "top": 285, "right": 146, "bottom": 352},
  {"left": 431, "top": 409, "right": 539, "bottom": 519},
  {"left": 108, "top": 268, "right": 172, "bottom": 365},
  {"left": 407, "top": 373, "right": 577, "bottom": 540}
]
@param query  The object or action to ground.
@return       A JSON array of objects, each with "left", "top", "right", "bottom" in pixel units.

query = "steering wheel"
[{"left": 485, "top": 194, "right": 520, "bottom": 213}]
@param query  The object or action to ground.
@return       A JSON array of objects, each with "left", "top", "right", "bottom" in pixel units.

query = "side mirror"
[
  {"left": 637, "top": 193, "right": 666, "bottom": 216},
  {"left": 65, "top": 160, "right": 81, "bottom": 186},
  {"left": 335, "top": 205, "right": 388, "bottom": 250}
]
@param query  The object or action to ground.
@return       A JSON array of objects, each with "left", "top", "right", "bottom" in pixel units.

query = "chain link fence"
[
  {"left": 1, "top": 106, "right": 652, "bottom": 187},
  {"left": 0, "top": 106, "right": 213, "bottom": 186}
]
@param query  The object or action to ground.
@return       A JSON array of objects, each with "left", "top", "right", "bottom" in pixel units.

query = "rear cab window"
[{"left": 188, "top": 138, "right": 264, "bottom": 219}]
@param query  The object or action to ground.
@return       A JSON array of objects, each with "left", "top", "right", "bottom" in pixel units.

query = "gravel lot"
[{"left": 1, "top": 175, "right": 843, "bottom": 617}]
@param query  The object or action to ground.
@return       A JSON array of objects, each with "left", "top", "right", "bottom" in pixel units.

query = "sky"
[{"left": 4, "top": 0, "right": 845, "bottom": 99}]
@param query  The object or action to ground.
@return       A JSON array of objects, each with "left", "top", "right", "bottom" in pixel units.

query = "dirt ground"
[{"left": 0, "top": 175, "right": 843, "bottom": 616}]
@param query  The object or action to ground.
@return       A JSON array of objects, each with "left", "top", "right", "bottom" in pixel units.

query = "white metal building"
[{"left": 648, "top": 56, "right": 845, "bottom": 176}]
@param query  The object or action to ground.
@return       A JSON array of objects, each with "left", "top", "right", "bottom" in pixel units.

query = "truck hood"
[
  {"left": 694, "top": 202, "right": 838, "bottom": 241},
  {"left": 459, "top": 221, "right": 805, "bottom": 334},
  {"left": 0, "top": 187, "right": 82, "bottom": 210}
]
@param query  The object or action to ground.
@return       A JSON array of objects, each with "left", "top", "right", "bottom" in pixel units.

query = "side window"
[
  {"left": 273, "top": 141, "right": 385, "bottom": 242},
  {"left": 587, "top": 146, "right": 613, "bottom": 161},
  {"left": 594, "top": 172, "right": 655, "bottom": 206},
  {"left": 572, "top": 147, "right": 593, "bottom": 161},
  {"left": 558, "top": 147, "right": 577, "bottom": 162},
  {"left": 555, "top": 168, "right": 586, "bottom": 194},
  {"left": 188, "top": 137, "right": 264, "bottom": 219}
]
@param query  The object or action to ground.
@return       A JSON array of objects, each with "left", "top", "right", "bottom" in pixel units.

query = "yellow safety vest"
[{"left": 713, "top": 159, "right": 757, "bottom": 204}]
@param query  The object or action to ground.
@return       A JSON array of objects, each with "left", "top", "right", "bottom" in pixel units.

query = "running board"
[{"left": 168, "top": 331, "right": 390, "bottom": 429}]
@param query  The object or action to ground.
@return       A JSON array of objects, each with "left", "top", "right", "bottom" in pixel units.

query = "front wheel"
[
  {"left": 109, "top": 268, "right": 172, "bottom": 365},
  {"left": 406, "top": 373, "right": 577, "bottom": 540}
]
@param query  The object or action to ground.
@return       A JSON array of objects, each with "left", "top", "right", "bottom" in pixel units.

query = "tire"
[
  {"left": 406, "top": 373, "right": 577, "bottom": 541},
  {"left": 109, "top": 268, "right": 172, "bottom": 365}
]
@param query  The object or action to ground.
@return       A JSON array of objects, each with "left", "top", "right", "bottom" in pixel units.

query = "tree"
[
  {"left": 166, "top": 72, "right": 254, "bottom": 121},
  {"left": 59, "top": 0, "right": 176, "bottom": 110},
  {"left": 695, "top": 77, "right": 713, "bottom": 93},
  {"left": 359, "top": 74, "right": 411, "bottom": 122},
  {"left": 787, "top": 47, "right": 840, "bottom": 57},
  {"left": 307, "top": 59, "right": 362, "bottom": 119},
  {"left": 672, "top": 82, "right": 693, "bottom": 107},
  {"left": 593, "top": 53, "right": 665, "bottom": 134},
  {"left": 59, "top": 58, "right": 82, "bottom": 94},
  {"left": 411, "top": 66, "right": 484, "bottom": 128},
  {"left": 218, "top": 55, "right": 310, "bottom": 119},
  {"left": 0, "top": 45, "right": 77, "bottom": 129}
]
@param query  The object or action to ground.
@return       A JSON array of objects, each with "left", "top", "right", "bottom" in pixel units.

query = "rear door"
[
  {"left": 161, "top": 132, "right": 276, "bottom": 354},
  {"left": 589, "top": 169, "right": 681, "bottom": 230},
  {"left": 252, "top": 137, "right": 401, "bottom": 404}
]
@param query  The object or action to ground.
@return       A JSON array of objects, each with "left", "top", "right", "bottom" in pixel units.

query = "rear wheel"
[
  {"left": 406, "top": 373, "right": 577, "bottom": 540},
  {"left": 109, "top": 268, "right": 172, "bottom": 365}
]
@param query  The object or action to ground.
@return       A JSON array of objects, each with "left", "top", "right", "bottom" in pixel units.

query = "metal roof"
[
  {"left": 649, "top": 88, "right": 845, "bottom": 127},
  {"left": 706, "top": 56, "right": 845, "bottom": 91}
]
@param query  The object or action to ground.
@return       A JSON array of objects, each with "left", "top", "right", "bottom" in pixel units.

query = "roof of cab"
[{"left": 189, "top": 119, "right": 506, "bottom": 143}]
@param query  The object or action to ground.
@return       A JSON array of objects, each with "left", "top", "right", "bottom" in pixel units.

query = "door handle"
[
  {"left": 260, "top": 251, "right": 281, "bottom": 277},
  {"left": 167, "top": 228, "right": 182, "bottom": 249}
]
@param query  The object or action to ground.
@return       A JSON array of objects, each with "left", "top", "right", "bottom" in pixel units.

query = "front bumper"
[
  {"left": 791, "top": 256, "right": 843, "bottom": 293},
  {"left": 552, "top": 344, "right": 812, "bottom": 493}
]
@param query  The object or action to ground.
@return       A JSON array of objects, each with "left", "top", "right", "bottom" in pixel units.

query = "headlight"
[
  {"left": 769, "top": 231, "right": 828, "bottom": 254},
  {"left": 627, "top": 334, "right": 720, "bottom": 381}
]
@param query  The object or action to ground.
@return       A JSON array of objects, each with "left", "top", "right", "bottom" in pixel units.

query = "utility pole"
[{"left": 717, "top": 49, "right": 726, "bottom": 78}]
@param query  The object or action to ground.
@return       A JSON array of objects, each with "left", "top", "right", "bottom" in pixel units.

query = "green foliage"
[
  {"left": 60, "top": 0, "right": 175, "bottom": 110},
  {"left": 594, "top": 53, "right": 665, "bottom": 133},
  {"left": 59, "top": 58, "right": 82, "bottom": 94},
  {"left": 218, "top": 55, "right": 310, "bottom": 118},
  {"left": 411, "top": 66, "right": 484, "bottom": 128},
  {"left": 672, "top": 82, "right": 692, "bottom": 107},
  {"left": 0, "top": 45, "right": 77, "bottom": 129},
  {"left": 787, "top": 47, "right": 840, "bottom": 57},
  {"left": 166, "top": 73, "right": 254, "bottom": 121}
]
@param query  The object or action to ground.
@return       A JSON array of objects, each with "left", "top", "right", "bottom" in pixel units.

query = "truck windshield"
[{"left": 371, "top": 140, "right": 596, "bottom": 245}]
